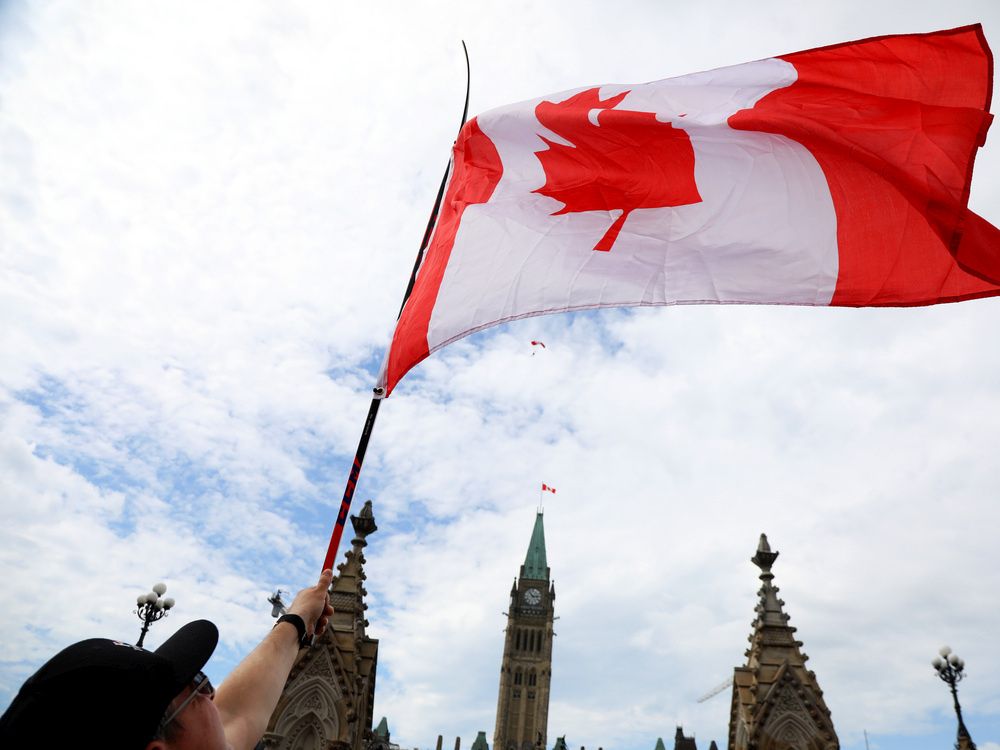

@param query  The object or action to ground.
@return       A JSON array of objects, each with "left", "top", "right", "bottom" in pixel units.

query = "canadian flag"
[
  {"left": 378, "top": 26, "right": 1000, "bottom": 396},
  {"left": 542, "top": 484, "right": 556, "bottom": 494}
]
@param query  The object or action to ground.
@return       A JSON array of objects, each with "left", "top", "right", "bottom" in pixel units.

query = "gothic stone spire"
[
  {"left": 263, "top": 501, "right": 381, "bottom": 750},
  {"left": 728, "top": 534, "right": 839, "bottom": 750},
  {"left": 521, "top": 511, "right": 549, "bottom": 581}
]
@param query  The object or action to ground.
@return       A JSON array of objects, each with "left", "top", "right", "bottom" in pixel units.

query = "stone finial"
[
  {"left": 751, "top": 533, "right": 788, "bottom": 629},
  {"left": 350, "top": 499, "right": 378, "bottom": 545},
  {"left": 751, "top": 533, "right": 779, "bottom": 575}
]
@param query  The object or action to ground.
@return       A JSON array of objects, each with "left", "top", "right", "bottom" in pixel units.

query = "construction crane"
[{"left": 697, "top": 678, "right": 732, "bottom": 703}]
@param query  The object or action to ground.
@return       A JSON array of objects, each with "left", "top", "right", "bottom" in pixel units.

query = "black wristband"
[{"left": 275, "top": 613, "right": 309, "bottom": 646}]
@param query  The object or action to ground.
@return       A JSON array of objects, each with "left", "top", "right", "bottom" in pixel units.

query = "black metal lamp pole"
[
  {"left": 933, "top": 646, "right": 977, "bottom": 750},
  {"left": 134, "top": 582, "right": 176, "bottom": 648}
]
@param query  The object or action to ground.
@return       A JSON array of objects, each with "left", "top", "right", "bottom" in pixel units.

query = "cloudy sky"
[{"left": 2, "top": 1, "right": 1000, "bottom": 749}]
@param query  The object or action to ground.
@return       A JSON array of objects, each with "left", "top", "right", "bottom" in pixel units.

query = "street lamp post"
[
  {"left": 933, "top": 646, "right": 977, "bottom": 750},
  {"left": 267, "top": 589, "right": 288, "bottom": 618},
  {"left": 135, "top": 582, "right": 176, "bottom": 648}
]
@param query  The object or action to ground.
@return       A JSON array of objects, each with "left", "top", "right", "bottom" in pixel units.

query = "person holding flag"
[{"left": 0, "top": 570, "right": 335, "bottom": 750}]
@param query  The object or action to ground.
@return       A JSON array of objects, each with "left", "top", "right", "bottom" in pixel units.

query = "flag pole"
[{"left": 321, "top": 42, "right": 471, "bottom": 572}]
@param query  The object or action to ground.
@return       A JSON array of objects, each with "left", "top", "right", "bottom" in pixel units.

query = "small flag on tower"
[{"left": 541, "top": 483, "right": 556, "bottom": 494}]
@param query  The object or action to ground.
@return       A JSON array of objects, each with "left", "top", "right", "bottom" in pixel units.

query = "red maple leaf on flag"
[{"left": 533, "top": 88, "right": 702, "bottom": 251}]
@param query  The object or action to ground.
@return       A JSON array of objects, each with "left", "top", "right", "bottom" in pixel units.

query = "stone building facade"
[
  {"left": 655, "top": 728, "right": 718, "bottom": 750},
  {"left": 261, "top": 507, "right": 841, "bottom": 750}
]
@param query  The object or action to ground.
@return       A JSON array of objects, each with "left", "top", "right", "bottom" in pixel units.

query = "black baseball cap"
[{"left": 0, "top": 619, "right": 218, "bottom": 749}]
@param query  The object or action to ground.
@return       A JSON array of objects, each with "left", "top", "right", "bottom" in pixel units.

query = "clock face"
[{"left": 523, "top": 588, "right": 542, "bottom": 606}]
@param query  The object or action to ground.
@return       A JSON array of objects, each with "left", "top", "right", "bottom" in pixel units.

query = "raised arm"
[{"left": 214, "top": 569, "right": 334, "bottom": 750}]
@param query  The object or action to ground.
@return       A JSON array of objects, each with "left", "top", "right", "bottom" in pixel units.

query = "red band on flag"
[
  {"left": 541, "top": 483, "right": 556, "bottom": 494},
  {"left": 384, "top": 117, "right": 503, "bottom": 395},
  {"left": 730, "top": 25, "right": 999, "bottom": 304}
]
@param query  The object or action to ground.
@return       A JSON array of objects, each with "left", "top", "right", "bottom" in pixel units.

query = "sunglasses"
[{"left": 160, "top": 671, "right": 215, "bottom": 729}]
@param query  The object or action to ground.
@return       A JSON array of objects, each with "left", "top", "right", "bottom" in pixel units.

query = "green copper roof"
[
  {"left": 522, "top": 511, "right": 548, "bottom": 580},
  {"left": 654, "top": 738, "right": 666, "bottom": 750},
  {"left": 471, "top": 731, "right": 490, "bottom": 750},
  {"left": 374, "top": 717, "right": 390, "bottom": 739},
  {"left": 553, "top": 737, "right": 569, "bottom": 750}
]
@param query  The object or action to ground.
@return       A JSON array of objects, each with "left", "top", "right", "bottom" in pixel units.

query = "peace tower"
[{"left": 494, "top": 512, "right": 556, "bottom": 750}]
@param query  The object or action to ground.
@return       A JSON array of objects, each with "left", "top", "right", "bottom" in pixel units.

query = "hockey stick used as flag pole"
[{"left": 321, "top": 42, "right": 471, "bottom": 572}]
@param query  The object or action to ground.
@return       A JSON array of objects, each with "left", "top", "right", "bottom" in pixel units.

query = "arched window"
[
  {"left": 515, "top": 629, "right": 522, "bottom": 651},
  {"left": 528, "top": 670, "right": 537, "bottom": 687},
  {"left": 514, "top": 669, "right": 523, "bottom": 685},
  {"left": 535, "top": 630, "right": 542, "bottom": 652}
]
